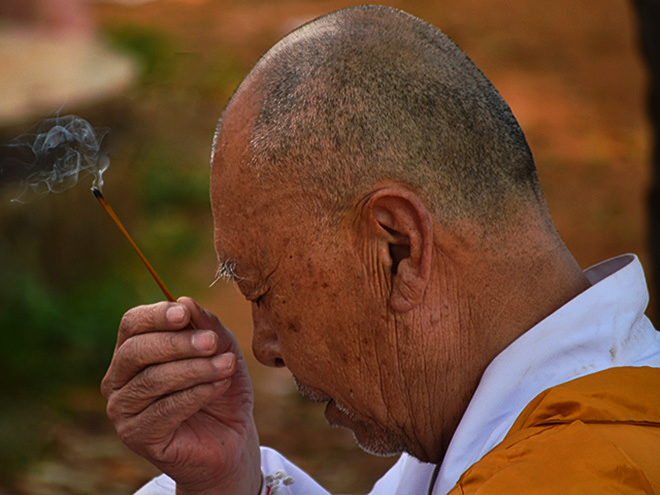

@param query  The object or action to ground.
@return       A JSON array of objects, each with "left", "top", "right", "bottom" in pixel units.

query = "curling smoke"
[{"left": 3, "top": 115, "right": 110, "bottom": 203}]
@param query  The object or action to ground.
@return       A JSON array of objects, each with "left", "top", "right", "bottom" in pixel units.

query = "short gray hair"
[{"left": 219, "top": 5, "right": 544, "bottom": 230}]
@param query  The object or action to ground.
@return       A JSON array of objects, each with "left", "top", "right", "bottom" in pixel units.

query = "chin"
[
  {"left": 352, "top": 430, "right": 405, "bottom": 457},
  {"left": 293, "top": 375, "right": 407, "bottom": 457}
]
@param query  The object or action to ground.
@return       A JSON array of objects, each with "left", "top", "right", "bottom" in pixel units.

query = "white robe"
[{"left": 134, "top": 254, "right": 660, "bottom": 495}]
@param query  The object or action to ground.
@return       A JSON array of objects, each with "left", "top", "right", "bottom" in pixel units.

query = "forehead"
[
  {"left": 210, "top": 86, "right": 307, "bottom": 271},
  {"left": 211, "top": 83, "right": 262, "bottom": 224}
]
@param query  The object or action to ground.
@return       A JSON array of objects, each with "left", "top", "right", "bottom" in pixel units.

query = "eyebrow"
[{"left": 211, "top": 258, "right": 242, "bottom": 286}]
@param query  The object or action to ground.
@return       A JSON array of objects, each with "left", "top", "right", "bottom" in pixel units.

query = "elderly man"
[{"left": 101, "top": 5, "right": 660, "bottom": 495}]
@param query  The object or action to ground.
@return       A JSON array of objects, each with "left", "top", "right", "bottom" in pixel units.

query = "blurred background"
[{"left": 0, "top": 0, "right": 657, "bottom": 493}]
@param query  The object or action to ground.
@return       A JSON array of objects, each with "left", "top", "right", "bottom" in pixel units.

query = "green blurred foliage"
[
  {"left": 0, "top": 233, "right": 140, "bottom": 477},
  {"left": 0, "top": 6, "right": 250, "bottom": 486},
  {"left": 0, "top": 240, "right": 130, "bottom": 390},
  {"left": 103, "top": 24, "right": 177, "bottom": 85},
  {"left": 0, "top": 22, "right": 221, "bottom": 479},
  {"left": 137, "top": 141, "right": 210, "bottom": 214}
]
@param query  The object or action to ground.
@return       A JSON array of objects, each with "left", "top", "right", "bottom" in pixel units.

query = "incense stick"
[{"left": 92, "top": 187, "right": 196, "bottom": 329}]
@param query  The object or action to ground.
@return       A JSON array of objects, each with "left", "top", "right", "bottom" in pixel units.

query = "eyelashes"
[
  {"left": 210, "top": 259, "right": 268, "bottom": 307},
  {"left": 210, "top": 259, "right": 240, "bottom": 287}
]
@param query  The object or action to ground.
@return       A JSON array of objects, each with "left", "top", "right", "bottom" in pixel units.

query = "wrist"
[
  {"left": 175, "top": 471, "right": 262, "bottom": 495},
  {"left": 175, "top": 445, "right": 262, "bottom": 495}
]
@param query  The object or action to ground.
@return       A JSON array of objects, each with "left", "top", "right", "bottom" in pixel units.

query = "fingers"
[
  {"left": 178, "top": 297, "right": 234, "bottom": 338},
  {"left": 114, "top": 380, "right": 233, "bottom": 461},
  {"left": 178, "top": 297, "right": 242, "bottom": 355},
  {"left": 107, "top": 351, "right": 236, "bottom": 420},
  {"left": 103, "top": 329, "right": 218, "bottom": 395},
  {"left": 103, "top": 298, "right": 238, "bottom": 399},
  {"left": 116, "top": 301, "right": 192, "bottom": 350},
  {"left": 102, "top": 298, "right": 257, "bottom": 480}
]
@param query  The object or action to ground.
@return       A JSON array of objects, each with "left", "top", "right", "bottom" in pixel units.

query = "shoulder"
[
  {"left": 451, "top": 420, "right": 658, "bottom": 494},
  {"left": 449, "top": 367, "right": 660, "bottom": 495}
]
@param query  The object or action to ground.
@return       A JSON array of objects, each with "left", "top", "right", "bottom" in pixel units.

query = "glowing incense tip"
[{"left": 92, "top": 187, "right": 196, "bottom": 329}]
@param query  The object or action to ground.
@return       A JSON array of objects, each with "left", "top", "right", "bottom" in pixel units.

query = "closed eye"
[{"left": 251, "top": 290, "right": 268, "bottom": 308}]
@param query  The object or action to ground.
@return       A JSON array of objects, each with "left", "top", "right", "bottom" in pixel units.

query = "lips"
[
  {"left": 324, "top": 399, "right": 339, "bottom": 424},
  {"left": 294, "top": 376, "right": 356, "bottom": 428},
  {"left": 324, "top": 399, "right": 354, "bottom": 428}
]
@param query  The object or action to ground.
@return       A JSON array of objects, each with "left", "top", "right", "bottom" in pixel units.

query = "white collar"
[{"left": 430, "top": 254, "right": 660, "bottom": 494}]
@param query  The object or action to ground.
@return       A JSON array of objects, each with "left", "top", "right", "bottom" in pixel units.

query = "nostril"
[{"left": 274, "top": 358, "right": 285, "bottom": 368}]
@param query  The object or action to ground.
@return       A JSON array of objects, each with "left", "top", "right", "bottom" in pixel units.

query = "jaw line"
[{"left": 293, "top": 375, "right": 405, "bottom": 457}]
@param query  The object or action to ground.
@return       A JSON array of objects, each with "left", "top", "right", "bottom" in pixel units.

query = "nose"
[{"left": 251, "top": 303, "right": 285, "bottom": 368}]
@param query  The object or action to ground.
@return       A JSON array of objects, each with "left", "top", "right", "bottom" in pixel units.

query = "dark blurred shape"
[{"left": 631, "top": 0, "right": 660, "bottom": 316}]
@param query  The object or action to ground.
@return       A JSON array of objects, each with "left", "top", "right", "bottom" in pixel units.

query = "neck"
[{"left": 400, "top": 224, "right": 590, "bottom": 463}]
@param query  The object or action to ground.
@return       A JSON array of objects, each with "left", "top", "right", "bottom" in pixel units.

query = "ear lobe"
[{"left": 367, "top": 189, "right": 433, "bottom": 313}]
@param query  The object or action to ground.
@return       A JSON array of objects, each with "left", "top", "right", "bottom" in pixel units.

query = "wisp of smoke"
[{"left": 3, "top": 115, "right": 110, "bottom": 203}]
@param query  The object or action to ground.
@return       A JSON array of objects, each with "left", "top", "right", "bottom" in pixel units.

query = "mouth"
[
  {"left": 292, "top": 375, "right": 357, "bottom": 428},
  {"left": 324, "top": 399, "right": 347, "bottom": 427},
  {"left": 292, "top": 376, "right": 404, "bottom": 457}
]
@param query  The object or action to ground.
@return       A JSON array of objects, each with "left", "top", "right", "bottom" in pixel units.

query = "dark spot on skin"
[{"left": 321, "top": 282, "right": 329, "bottom": 288}]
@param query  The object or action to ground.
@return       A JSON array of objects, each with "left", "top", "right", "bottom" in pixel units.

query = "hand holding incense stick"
[{"left": 92, "top": 187, "right": 196, "bottom": 328}]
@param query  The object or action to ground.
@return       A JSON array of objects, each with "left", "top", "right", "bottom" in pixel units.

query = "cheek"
[
  {"left": 268, "top": 280, "right": 354, "bottom": 374},
  {"left": 283, "top": 291, "right": 384, "bottom": 400},
  {"left": 272, "top": 242, "right": 386, "bottom": 381}
]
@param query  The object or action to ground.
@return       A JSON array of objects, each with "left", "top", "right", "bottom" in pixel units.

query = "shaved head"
[
  {"left": 214, "top": 5, "right": 546, "bottom": 231},
  {"left": 208, "top": 6, "right": 590, "bottom": 463}
]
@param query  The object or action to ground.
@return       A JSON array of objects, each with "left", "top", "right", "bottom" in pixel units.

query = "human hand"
[{"left": 101, "top": 297, "right": 261, "bottom": 495}]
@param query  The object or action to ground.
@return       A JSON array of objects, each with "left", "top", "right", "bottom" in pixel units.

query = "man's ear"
[{"left": 364, "top": 188, "right": 433, "bottom": 312}]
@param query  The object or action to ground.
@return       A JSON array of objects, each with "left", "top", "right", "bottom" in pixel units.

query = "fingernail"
[
  {"left": 166, "top": 305, "right": 186, "bottom": 324},
  {"left": 212, "top": 353, "right": 234, "bottom": 371},
  {"left": 192, "top": 331, "right": 216, "bottom": 351}
]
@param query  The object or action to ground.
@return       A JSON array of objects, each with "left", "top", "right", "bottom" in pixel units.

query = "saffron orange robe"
[{"left": 451, "top": 366, "right": 660, "bottom": 494}]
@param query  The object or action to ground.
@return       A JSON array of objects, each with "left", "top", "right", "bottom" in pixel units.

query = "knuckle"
[
  {"left": 107, "top": 401, "right": 161, "bottom": 460},
  {"left": 115, "top": 419, "right": 137, "bottom": 448},
  {"left": 131, "top": 330, "right": 190, "bottom": 366},
  {"left": 100, "top": 374, "right": 112, "bottom": 399},
  {"left": 181, "top": 356, "right": 201, "bottom": 378},
  {"left": 151, "top": 393, "right": 173, "bottom": 419},
  {"left": 163, "top": 331, "right": 181, "bottom": 355},
  {"left": 119, "top": 306, "right": 143, "bottom": 335},
  {"left": 119, "top": 334, "right": 154, "bottom": 371},
  {"left": 121, "top": 336, "right": 144, "bottom": 367},
  {"left": 178, "top": 357, "right": 215, "bottom": 384},
  {"left": 119, "top": 302, "right": 170, "bottom": 337},
  {"left": 105, "top": 394, "right": 122, "bottom": 425},
  {"left": 135, "top": 366, "right": 160, "bottom": 396}
]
